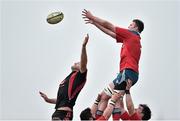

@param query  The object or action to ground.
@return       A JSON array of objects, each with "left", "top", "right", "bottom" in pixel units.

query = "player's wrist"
[
  {"left": 82, "top": 45, "right": 86, "bottom": 48},
  {"left": 45, "top": 98, "right": 49, "bottom": 102},
  {"left": 90, "top": 15, "right": 95, "bottom": 20},
  {"left": 125, "top": 90, "right": 130, "bottom": 94}
]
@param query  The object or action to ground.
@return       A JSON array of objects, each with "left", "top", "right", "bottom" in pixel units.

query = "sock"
[
  {"left": 97, "top": 115, "right": 107, "bottom": 121},
  {"left": 112, "top": 108, "right": 121, "bottom": 121},
  {"left": 112, "top": 113, "right": 121, "bottom": 121},
  {"left": 95, "top": 110, "right": 103, "bottom": 119}
]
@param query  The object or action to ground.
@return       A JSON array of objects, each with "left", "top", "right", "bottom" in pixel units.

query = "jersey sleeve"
[
  {"left": 129, "top": 112, "right": 141, "bottom": 120},
  {"left": 115, "top": 27, "right": 130, "bottom": 43},
  {"left": 120, "top": 111, "right": 130, "bottom": 120},
  {"left": 77, "top": 70, "right": 87, "bottom": 82}
]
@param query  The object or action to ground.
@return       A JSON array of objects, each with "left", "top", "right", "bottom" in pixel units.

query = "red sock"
[
  {"left": 95, "top": 110, "right": 103, "bottom": 120},
  {"left": 96, "top": 114, "right": 102, "bottom": 120},
  {"left": 96, "top": 115, "right": 107, "bottom": 120},
  {"left": 112, "top": 113, "right": 121, "bottom": 121}
]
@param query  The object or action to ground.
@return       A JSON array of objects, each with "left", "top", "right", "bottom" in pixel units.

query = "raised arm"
[
  {"left": 79, "top": 34, "right": 89, "bottom": 73},
  {"left": 39, "top": 91, "right": 57, "bottom": 104},
  {"left": 125, "top": 80, "right": 135, "bottom": 116},
  {"left": 93, "top": 22, "right": 116, "bottom": 39},
  {"left": 91, "top": 94, "right": 101, "bottom": 117},
  {"left": 116, "top": 95, "right": 126, "bottom": 114},
  {"left": 82, "top": 9, "right": 116, "bottom": 34}
]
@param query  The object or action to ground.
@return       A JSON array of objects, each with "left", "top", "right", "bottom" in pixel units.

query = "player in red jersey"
[
  {"left": 82, "top": 9, "right": 146, "bottom": 120},
  {"left": 80, "top": 81, "right": 151, "bottom": 120},
  {"left": 39, "top": 34, "right": 89, "bottom": 120},
  {"left": 80, "top": 94, "right": 101, "bottom": 120},
  {"left": 114, "top": 80, "right": 151, "bottom": 120}
]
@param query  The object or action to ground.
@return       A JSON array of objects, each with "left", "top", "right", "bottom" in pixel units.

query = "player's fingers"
[
  {"left": 82, "top": 11, "right": 86, "bottom": 14},
  {"left": 82, "top": 16, "right": 88, "bottom": 19},
  {"left": 39, "top": 91, "right": 43, "bottom": 95},
  {"left": 82, "top": 10, "right": 86, "bottom": 13},
  {"left": 84, "top": 19, "right": 90, "bottom": 21},
  {"left": 84, "top": 20, "right": 90, "bottom": 22},
  {"left": 82, "top": 10, "right": 87, "bottom": 14},
  {"left": 83, "top": 9, "right": 88, "bottom": 13},
  {"left": 85, "top": 21, "right": 92, "bottom": 24},
  {"left": 82, "top": 15, "right": 89, "bottom": 19}
]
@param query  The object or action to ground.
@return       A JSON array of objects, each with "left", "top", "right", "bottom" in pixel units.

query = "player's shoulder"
[{"left": 79, "top": 69, "right": 87, "bottom": 74}]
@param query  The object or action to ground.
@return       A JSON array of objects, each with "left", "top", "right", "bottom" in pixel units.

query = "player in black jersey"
[{"left": 39, "top": 34, "right": 89, "bottom": 120}]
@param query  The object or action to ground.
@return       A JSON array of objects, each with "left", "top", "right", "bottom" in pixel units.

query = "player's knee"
[
  {"left": 111, "top": 91, "right": 124, "bottom": 102},
  {"left": 103, "top": 85, "right": 114, "bottom": 97},
  {"left": 101, "top": 91, "right": 111, "bottom": 101}
]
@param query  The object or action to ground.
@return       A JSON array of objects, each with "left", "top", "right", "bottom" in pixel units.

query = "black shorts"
[{"left": 52, "top": 110, "right": 73, "bottom": 120}]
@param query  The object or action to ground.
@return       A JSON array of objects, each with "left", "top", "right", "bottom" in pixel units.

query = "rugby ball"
[{"left": 47, "top": 11, "right": 64, "bottom": 24}]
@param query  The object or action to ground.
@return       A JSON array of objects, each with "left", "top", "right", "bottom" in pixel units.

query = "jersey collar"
[{"left": 129, "top": 30, "right": 140, "bottom": 36}]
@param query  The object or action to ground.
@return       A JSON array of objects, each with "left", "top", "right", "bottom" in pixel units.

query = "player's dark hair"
[
  {"left": 133, "top": 19, "right": 144, "bottom": 33},
  {"left": 140, "top": 104, "right": 151, "bottom": 120},
  {"left": 80, "top": 107, "right": 93, "bottom": 120}
]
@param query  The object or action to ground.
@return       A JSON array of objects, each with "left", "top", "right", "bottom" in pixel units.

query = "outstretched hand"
[
  {"left": 39, "top": 91, "right": 48, "bottom": 102},
  {"left": 82, "top": 9, "right": 94, "bottom": 24},
  {"left": 82, "top": 34, "right": 89, "bottom": 47}
]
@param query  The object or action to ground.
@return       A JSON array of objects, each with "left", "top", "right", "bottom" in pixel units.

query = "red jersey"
[
  {"left": 115, "top": 27, "right": 141, "bottom": 73},
  {"left": 120, "top": 111, "right": 141, "bottom": 120}
]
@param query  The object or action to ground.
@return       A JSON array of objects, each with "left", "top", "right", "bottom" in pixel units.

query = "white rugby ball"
[{"left": 47, "top": 11, "right": 64, "bottom": 24}]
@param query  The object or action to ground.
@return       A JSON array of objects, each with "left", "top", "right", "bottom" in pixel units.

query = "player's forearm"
[
  {"left": 91, "top": 97, "right": 100, "bottom": 117},
  {"left": 91, "top": 103, "right": 98, "bottom": 117},
  {"left": 125, "top": 92, "right": 135, "bottom": 115},
  {"left": 92, "top": 16, "right": 113, "bottom": 30},
  {"left": 46, "top": 98, "right": 57, "bottom": 104},
  {"left": 93, "top": 22, "right": 116, "bottom": 39},
  {"left": 80, "top": 45, "right": 87, "bottom": 72},
  {"left": 92, "top": 16, "right": 115, "bottom": 32},
  {"left": 115, "top": 95, "right": 126, "bottom": 114}
]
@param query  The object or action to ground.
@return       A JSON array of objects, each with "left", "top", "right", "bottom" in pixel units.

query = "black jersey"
[{"left": 55, "top": 70, "right": 87, "bottom": 109}]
